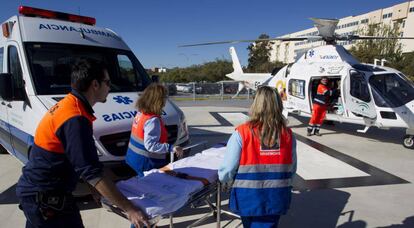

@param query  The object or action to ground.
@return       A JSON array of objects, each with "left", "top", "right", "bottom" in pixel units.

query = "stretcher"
[{"left": 102, "top": 143, "right": 239, "bottom": 227}]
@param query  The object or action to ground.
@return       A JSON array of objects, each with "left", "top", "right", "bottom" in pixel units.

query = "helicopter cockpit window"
[
  {"left": 369, "top": 73, "right": 414, "bottom": 107},
  {"left": 288, "top": 79, "right": 305, "bottom": 99},
  {"left": 350, "top": 70, "right": 371, "bottom": 103}
]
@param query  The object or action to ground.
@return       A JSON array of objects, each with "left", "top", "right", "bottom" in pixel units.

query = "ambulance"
[{"left": 0, "top": 6, "right": 190, "bottom": 174}]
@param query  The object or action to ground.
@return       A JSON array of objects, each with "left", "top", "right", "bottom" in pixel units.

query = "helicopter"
[{"left": 180, "top": 18, "right": 414, "bottom": 149}]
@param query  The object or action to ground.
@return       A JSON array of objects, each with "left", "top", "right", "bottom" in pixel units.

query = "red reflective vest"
[
  {"left": 125, "top": 112, "right": 169, "bottom": 176},
  {"left": 132, "top": 113, "right": 168, "bottom": 144},
  {"left": 229, "top": 123, "right": 294, "bottom": 216},
  {"left": 313, "top": 83, "right": 331, "bottom": 106}
]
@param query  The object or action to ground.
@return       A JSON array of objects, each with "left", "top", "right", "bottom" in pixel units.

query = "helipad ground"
[{"left": 0, "top": 100, "right": 413, "bottom": 228}]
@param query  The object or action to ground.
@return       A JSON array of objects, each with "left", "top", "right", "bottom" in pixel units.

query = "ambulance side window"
[
  {"left": 8, "top": 46, "right": 25, "bottom": 99},
  {"left": 116, "top": 54, "right": 141, "bottom": 89},
  {"left": 0, "top": 47, "right": 3, "bottom": 73}
]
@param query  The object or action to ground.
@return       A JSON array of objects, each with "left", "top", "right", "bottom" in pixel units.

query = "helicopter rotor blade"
[
  {"left": 178, "top": 18, "right": 414, "bottom": 48},
  {"left": 343, "top": 35, "right": 414, "bottom": 40},
  {"left": 178, "top": 37, "right": 316, "bottom": 47}
]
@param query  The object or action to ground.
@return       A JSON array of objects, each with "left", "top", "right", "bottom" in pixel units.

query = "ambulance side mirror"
[
  {"left": 151, "top": 75, "right": 160, "bottom": 83},
  {"left": 0, "top": 73, "right": 13, "bottom": 101}
]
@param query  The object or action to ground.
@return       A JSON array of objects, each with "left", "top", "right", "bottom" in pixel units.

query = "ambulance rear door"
[
  {"left": 0, "top": 46, "right": 13, "bottom": 154},
  {"left": 5, "top": 42, "right": 34, "bottom": 163}
]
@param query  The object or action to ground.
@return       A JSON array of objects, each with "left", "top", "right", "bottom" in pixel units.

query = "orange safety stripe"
[{"left": 34, "top": 93, "right": 96, "bottom": 153}]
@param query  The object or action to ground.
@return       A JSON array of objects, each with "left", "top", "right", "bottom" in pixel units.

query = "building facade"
[{"left": 270, "top": 1, "right": 414, "bottom": 63}]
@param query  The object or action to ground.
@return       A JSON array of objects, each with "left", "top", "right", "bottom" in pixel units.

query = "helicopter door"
[{"left": 343, "top": 70, "right": 376, "bottom": 118}]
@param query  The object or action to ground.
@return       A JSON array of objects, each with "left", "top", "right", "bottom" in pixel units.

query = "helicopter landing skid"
[{"left": 357, "top": 126, "right": 370, "bottom": 133}]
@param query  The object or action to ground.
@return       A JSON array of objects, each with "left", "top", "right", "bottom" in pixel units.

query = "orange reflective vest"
[
  {"left": 313, "top": 83, "right": 332, "bottom": 106},
  {"left": 125, "top": 113, "right": 169, "bottom": 176},
  {"left": 34, "top": 93, "right": 96, "bottom": 153}
]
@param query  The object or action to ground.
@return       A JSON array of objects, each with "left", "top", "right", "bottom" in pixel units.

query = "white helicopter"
[
  {"left": 225, "top": 47, "right": 272, "bottom": 97},
  {"left": 180, "top": 18, "right": 414, "bottom": 149}
]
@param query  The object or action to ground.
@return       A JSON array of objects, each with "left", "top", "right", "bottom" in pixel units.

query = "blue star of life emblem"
[
  {"left": 113, "top": 96, "right": 133, "bottom": 105},
  {"left": 309, "top": 50, "right": 315, "bottom": 57}
]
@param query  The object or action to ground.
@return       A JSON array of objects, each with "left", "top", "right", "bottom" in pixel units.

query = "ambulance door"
[
  {"left": 5, "top": 43, "right": 32, "bottom": 160},
  {"left": 343, "top": 70, "right": 376, "bottom": 118},
  {"left": 0, "top": 46, "right": 13, "bottom": 154}
]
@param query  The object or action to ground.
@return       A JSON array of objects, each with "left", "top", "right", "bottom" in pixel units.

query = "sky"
[{"left": 0, "top": 0, "right": 409, "bottom": 68}]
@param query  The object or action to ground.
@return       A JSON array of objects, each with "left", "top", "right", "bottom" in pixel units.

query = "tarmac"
[{"left": 1, "top": 99, "right": 413, "bottom": 228}]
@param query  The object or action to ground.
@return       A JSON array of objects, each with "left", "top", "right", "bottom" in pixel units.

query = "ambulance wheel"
[{"left": 403, "top": 135, "right": 414, "bottom": 149}]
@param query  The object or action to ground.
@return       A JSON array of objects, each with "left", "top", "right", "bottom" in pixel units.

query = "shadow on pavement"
[
  {"left": 375, "top": 216, "right": 414, "bottom": 228},
  {"left": 280, "top": 188, "right": 351, "bottom": 228},
  {"left": 291, "top": 114, "right": 406, "bottom": 146},
  {"left": 337, "top": 215, "right": 414, "bottom": 228},
  {"left": 0, "top": 184, "right": 18, "bottom": 205}
]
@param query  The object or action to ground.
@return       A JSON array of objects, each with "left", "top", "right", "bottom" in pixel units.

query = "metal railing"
[{"left": 164, "top": 82, "right": 253, "bottom": 101}]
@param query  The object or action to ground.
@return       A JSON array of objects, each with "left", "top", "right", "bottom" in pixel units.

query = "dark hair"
[{"left": 71, "top": 58, "right": 107, "bottom": 92}]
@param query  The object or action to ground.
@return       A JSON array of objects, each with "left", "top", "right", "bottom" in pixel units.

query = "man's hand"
[
  {"left": 126, "top": 207, "right": 150, "bottom": 228},
  {"left": 94, "top": 177, "right": 151, "bottom": 228},
  {"left": 173, "top": 146, "right": 184, "bottom": 158}
]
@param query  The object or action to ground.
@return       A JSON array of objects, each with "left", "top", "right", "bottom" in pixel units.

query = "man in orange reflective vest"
[
  {"left": 308, "top": 76, "right": 335, "bottom": 136},
  {"left": 16, "top": 59, "right": 149, "bottom": 228}
]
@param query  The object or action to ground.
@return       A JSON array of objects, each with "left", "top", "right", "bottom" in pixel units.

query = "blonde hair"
[
  {"left": 136, "top": 83, "right": 167, "bottom": 115},
  {"left": 249, "top": 86, "right": 287, "bottom": 147}
]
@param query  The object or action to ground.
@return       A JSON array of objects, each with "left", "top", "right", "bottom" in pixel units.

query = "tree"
[
  {"left": 399, "top": 52, "right": 414, "bottom": 80},
  {"left": 158, "top": 59, "right": 233, "bottom": 83},
  {"left": 349, "top": 23, "right": 403, "bottom": 68},
  {"left": 247, "top": 34, "right": 274, "bottom": 72}
]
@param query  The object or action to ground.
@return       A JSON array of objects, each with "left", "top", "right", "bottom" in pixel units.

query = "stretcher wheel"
[{"left": 403, "top": 135, "right": 414, "bottom": 149}]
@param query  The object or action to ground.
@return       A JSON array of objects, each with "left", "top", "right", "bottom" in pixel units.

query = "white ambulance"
[{"left": 0, "top": 6, "right": 189, "bottom": 174}]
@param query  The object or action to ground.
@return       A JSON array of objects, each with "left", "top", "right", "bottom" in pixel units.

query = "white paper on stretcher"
[{"left": 116, "top": 145, "right": 226, "bottom": 218}]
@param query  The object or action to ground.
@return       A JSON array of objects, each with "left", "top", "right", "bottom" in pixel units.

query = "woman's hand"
[{"left": 173, "top": 146, "right": 184, "bottom": 158}]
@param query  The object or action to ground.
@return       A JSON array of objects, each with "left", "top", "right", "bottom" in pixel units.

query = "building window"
[
  {"left": 382, "top": 13, "right": 392, "bottom": 19},
  {"left": 409, "top": 7, "right": 414, "bottom": 13},
  {"left": 360, "top": 19, "right": 369, "bottom": 24}
]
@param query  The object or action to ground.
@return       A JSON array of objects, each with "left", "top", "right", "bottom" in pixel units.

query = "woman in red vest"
[
  {"left": 125, "top": 83, "right": 183, "bottom": 177},
  {"left": 219, "top": 86, "right": 297, "bottom": 228}
]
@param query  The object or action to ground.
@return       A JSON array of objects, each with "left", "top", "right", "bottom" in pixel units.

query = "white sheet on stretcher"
[{"left": 116, "top": 145, "right": 226, "bottom": 218}]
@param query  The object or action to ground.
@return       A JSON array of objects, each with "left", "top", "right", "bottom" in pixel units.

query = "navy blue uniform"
[{"left": 16, "top": 90, "right": 103, "bottom": 228}]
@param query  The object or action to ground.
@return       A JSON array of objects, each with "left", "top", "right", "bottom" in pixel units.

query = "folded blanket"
[{"left": 116, "top": 145, "right": 226, "bottom": 218}]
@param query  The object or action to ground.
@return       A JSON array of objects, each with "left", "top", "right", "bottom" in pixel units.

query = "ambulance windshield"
[{"left": 25, "top": 42, "right": 151, "bottom": 95}]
